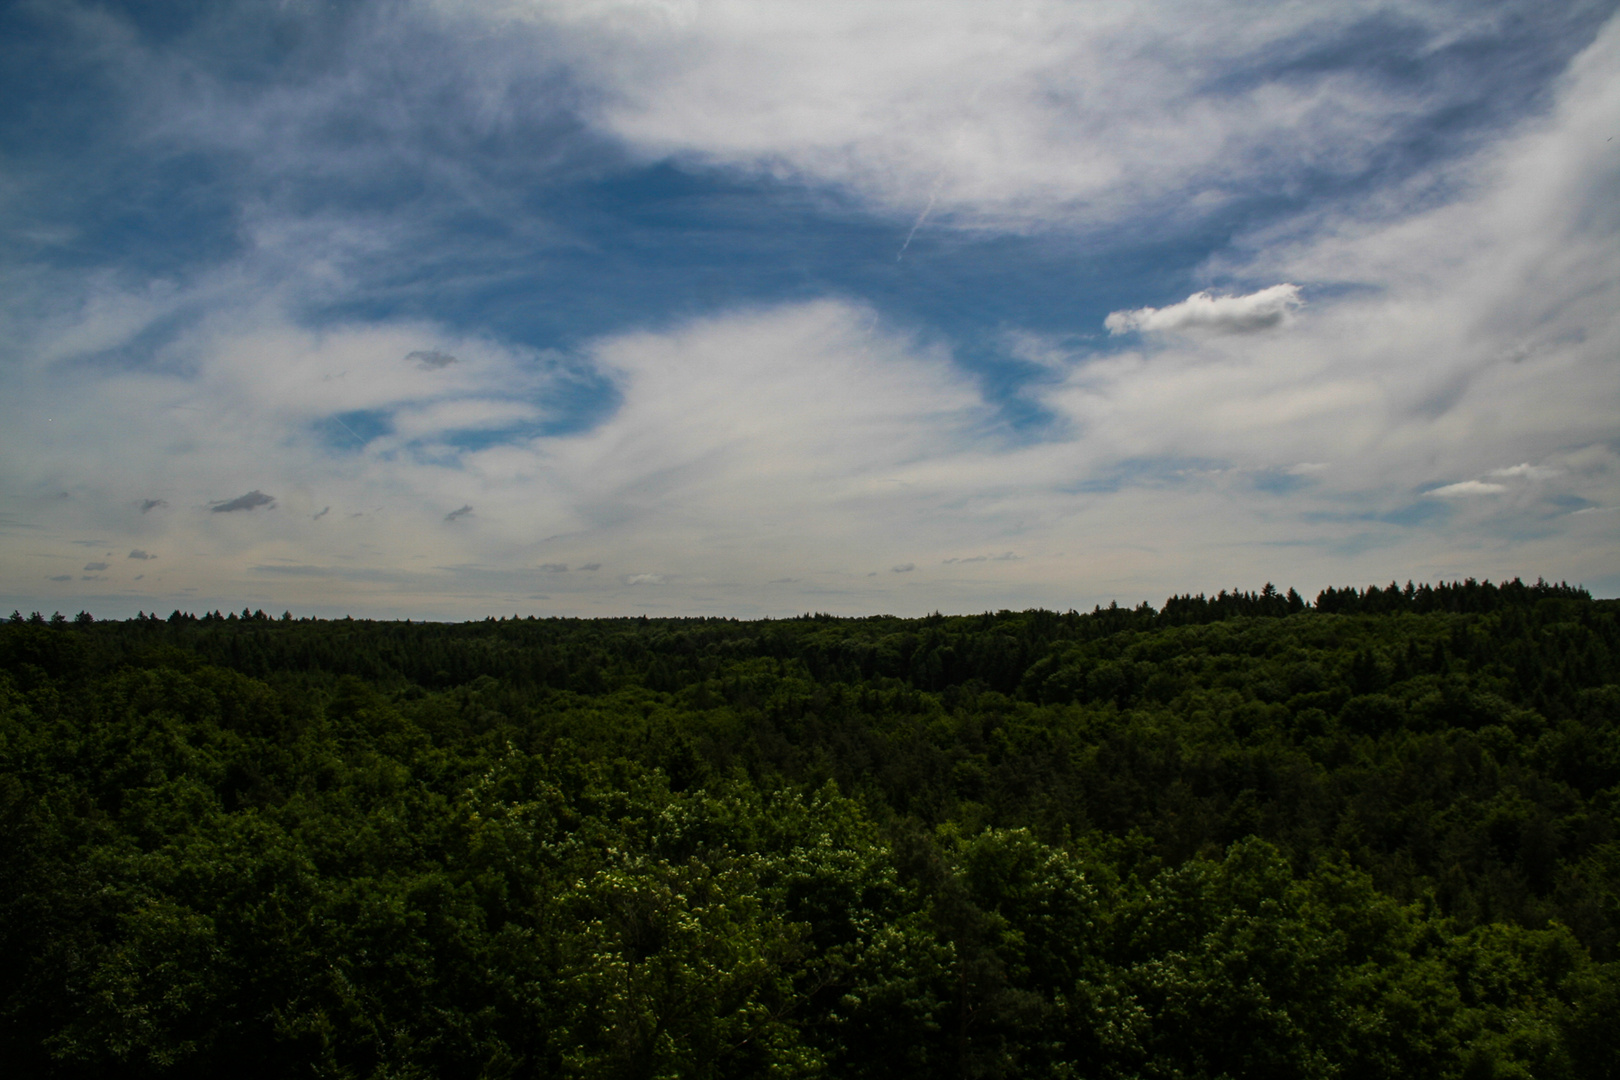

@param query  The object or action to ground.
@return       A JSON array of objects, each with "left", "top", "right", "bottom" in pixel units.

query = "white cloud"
[
  {"left": 475, "top": 0, "right": 1541, "bottom": 230},
  {"left": 1105, "top": 285, "right": 1303, "bottom": 336},
  {"left": 1491, "top": 462, "right": 1560, "bottom": 479},
  {"left": 1426, "top": 480, "right": 1508, "bottom": 497},
  {"left": 0, "top": 294, "right": 995, "bottom": 614}
]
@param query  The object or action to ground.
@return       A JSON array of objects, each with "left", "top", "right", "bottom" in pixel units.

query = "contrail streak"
[
  {"left": 897, "top": 178, "right": 945, "bottom": 261},
  {"left": 332, "top": 417, "right": 367, "bottom": 444}
]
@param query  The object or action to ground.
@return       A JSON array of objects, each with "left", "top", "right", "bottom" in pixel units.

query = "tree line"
[{"left": 2, "top": 578, "right": 1616, "bottom": 1078}]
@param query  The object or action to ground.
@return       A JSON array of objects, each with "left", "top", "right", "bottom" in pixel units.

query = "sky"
[{"left": 2, "top": 0, "right": 1618, "bottom": 620}]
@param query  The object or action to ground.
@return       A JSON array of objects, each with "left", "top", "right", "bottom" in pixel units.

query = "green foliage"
[{"left": 1, "top": 581, "right": 1616, "bottom": 1077}]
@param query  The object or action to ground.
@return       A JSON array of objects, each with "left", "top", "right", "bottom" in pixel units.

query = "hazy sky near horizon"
[{"left": 3, "top": 0, "right": 1618, "bottom": 619}]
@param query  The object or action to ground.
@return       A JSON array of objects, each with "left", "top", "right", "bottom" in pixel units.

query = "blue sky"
[{"left": 3, "top": 0, "right": 1618, "bottom": 618}]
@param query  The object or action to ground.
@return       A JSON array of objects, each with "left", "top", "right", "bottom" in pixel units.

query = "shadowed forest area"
[{"left": 2, "top": 578, "right": 1618, "bottom": 1079}]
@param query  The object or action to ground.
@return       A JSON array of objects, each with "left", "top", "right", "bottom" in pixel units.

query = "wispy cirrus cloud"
[{"left": 508, "top": 0, "right": 1609, "bottom": 231}]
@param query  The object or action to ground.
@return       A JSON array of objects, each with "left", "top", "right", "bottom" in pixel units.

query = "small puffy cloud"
[
  {"left": 578, "top": 563, "right": 602, "bottom": 571},
  {"left": 83, "top": 561, "right": 108, "bottom": 571},
  {"left": 891, "top": 563, "right": 916, "bottom": 573},
  {"left": 1426, "top": 480, "right": 1508, "bottom": 497},
  {"left": 444, "top": 504, "right": 474, "bottom": 522},
  {"left": 211, "top": 490, "right": 276, "bottom": 513},
  {"left": 1105, "top": 285, "right": 1303, "bottom": 336},
  {"left": 623, "top": 573, "right": 665, "bottom": 585},
  {"left": 539, "top": 563, "right": 568, "bottom": 572},
  {"left": 139, "top": 498, "right": 167, "bottom": 513},
  {"left": 128, "top": 550, "right": 154, "bottom": 560},
  {"left": 407, "top": 350, "right": 458, "bottom": 370}
]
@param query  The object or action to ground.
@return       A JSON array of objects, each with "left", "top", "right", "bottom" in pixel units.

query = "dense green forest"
[{"left": 3, "top": 578, "right": 1617, "bottom": 1079}]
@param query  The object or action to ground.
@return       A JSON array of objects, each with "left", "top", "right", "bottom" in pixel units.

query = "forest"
[{"left": 2, "top": 577, "right": 1617, "bottom": 1079}]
